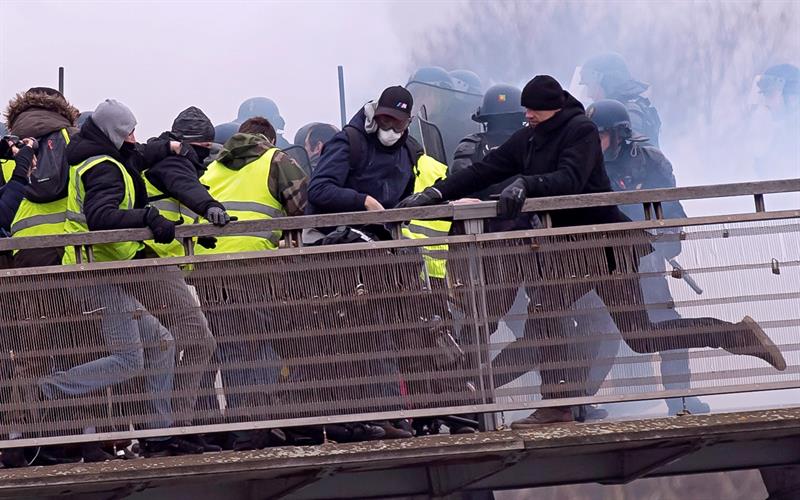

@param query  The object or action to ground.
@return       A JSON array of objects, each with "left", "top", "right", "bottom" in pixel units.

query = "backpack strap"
[{"left": 343, "top": 125, "right": 362, "bottom": 171}]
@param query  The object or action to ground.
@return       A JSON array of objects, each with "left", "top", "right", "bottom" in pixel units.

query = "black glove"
[
  {"left": 197, "top": 236, "right": 217, "bottom": 249},
  {"left": 205, "top": 206, "right": 230, "bottom": 226},
  {"left": 10, "top": 146, "right": 35, "bottom": 182},
  {"left": 396, "top": 187, "right": 443, "bottom": 209},
  {"left": 144, "top": 207, "right": 176, "bottom": 244},
  {"left": 497, "top": 177, "right": 527, "bottom": 219}
]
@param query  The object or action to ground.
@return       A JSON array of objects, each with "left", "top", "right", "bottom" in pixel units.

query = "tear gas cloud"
[{"left": 406, "top": 0, "right": 800, "bottom": 213}]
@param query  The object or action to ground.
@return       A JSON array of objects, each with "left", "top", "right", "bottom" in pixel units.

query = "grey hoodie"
[{"left": 92, "top": 99, "right": 137, "bottom": 149}]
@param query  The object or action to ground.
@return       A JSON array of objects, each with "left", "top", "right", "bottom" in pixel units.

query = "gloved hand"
[
  {"left": 10, "top": 146, "right": 35, "bottom": 182},
  {"left": 197, "top": 236, "right": 217, "bottom": 249},
  {"left": 205, "top": 206, "right": 230, "bottom": 226},
  {"left": 498, "top": 177, "right": 527, "bottom": 219},
  {"left": 144, "top": 207, "right": 176, "bottom": 244},
  {"left": 396, "top": 187, "right": 443, "bottom": 209}
]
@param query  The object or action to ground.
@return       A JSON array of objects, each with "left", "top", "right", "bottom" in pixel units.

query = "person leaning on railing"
[
  {"left": 192, "top": 117, "right": 308, "bottom": 451},
  {"left": 37, "top": 99, "right": 204, "bottom": 459},
  {"left": 399, "top": 75, "right": 787, "bottom": 427},
  {"left": 135, "top": 106, "right": 236, "bottom": 452},
  {"left": 305, "top": 85, "right": 458, "bottom": 441}
]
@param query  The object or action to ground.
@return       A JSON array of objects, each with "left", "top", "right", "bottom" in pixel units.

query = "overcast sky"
[{"left": 0, "top": 0, "right": 457, "bottom": 139}]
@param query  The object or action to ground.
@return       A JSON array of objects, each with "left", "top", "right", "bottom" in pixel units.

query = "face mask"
[
  {"left": 191, "top": 144, "right": 211, "bottom": 162},
  {"left": 377, "top": 128, "right": 403, "bottom": 147}
]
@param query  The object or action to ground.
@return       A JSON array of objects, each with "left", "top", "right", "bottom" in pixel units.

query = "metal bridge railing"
[{"left": 0, "top": 179, "right": 797, "bottom": 448}]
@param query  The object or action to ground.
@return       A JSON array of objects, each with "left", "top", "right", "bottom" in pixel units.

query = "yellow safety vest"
[
  {"left": 62, "top": 155, "right": 143, "bottom": 264},
  {"left": 10, "top": 129, "right": 71, "bottom": 248},
  {"left": 401, "top": 154, "right": 451, "bottom": 279},
  {"left": 1, "top": 159, "right": 14, "bottom": 185},
  {"left": 196, "top": 147, "right": 284, "bottom": 255},
  {"left": 141, "top": 174, "right": 196, "bottom": 258}
]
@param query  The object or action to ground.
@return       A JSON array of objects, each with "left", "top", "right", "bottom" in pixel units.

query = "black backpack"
[{"left": 25, "top": 128, "right": 74, "bottom": 203}]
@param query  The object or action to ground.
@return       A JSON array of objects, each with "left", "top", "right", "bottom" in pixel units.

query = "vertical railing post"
[
  {"left": 462, "top": 217, "right": 497, "bottom": 431},
  {"left": 754, "top": 194, "right": 766, "bottom": 213}
]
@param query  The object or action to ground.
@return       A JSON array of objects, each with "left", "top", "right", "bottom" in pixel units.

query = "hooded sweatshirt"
[{"left": 65, "top": 116, "right": 171, "bottom": 231}]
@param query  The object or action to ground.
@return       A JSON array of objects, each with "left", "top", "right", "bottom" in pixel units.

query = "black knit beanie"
[{"left": 521, "top": 75, "right": 566, "bottom": 110}]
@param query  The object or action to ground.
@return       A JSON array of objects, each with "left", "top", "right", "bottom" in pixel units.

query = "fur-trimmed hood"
[{"left": 5, "top": 90, "right": 80, "bottom": 137}]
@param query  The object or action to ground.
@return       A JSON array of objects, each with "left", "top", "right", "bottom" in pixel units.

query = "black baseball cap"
[{"left": 375, "top": 86, "right": 413, "bottom": 120}]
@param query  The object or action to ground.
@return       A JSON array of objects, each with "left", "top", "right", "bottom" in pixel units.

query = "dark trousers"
[{"left": 464, "top": 233, "right": 750, "bottom": 400}]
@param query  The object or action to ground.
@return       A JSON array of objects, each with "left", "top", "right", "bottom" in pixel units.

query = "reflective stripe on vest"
[
  {"left": 62, "top": 154, "right": 142, "bottom": 264},
  {"left": 196, "top": 148, "right": 284, "bottom": 255},
  {"left": 10, "top": 129, "right": 71, "bottom": 248},
  {"left": 400, "top": 154, "right": 451, "bottom": 279},
  {"left": 141, "top": 175, "right": 196, "bottom": 258}
]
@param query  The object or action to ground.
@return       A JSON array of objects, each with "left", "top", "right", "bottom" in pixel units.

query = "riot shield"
[
  {"left": 282, "top": 145, "right": 312, "bottom": 176},
  {"left": 411, "top": 115, "right": 448, "bottom": 165},
  {"left": 406, "top": 81, "right": 482, "bottom": 165},
  {"left": 567, "top": 66, "right": 594, "bottom": 107}
]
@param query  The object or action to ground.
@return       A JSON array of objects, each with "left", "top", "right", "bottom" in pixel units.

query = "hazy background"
[
  {"left": 1, "top": 0, "right": 798, "bottom": 197},
  {"left": 0, "top": 0, "right": 459, "bottom": 139}
]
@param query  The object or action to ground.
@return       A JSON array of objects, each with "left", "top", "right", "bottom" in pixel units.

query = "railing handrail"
[{"left": 0, "top": 178, "right": 797, "bottom": 253}]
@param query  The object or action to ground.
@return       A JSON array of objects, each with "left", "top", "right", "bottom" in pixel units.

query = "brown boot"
[
  {"left": 510, "top": 407, "right": 574, "bottom": 429},
  {"left": 723, "top": 316, "right": 786, "bottom": 371}
]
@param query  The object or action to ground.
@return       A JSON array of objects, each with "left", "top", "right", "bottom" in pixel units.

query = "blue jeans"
[{"left": 39, "top": 283, "right": 175, "bottom": 430}]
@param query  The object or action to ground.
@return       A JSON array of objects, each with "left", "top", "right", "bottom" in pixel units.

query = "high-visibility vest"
[
  {"left": 9, "top": 129, "right": 71, "bottom": 247},
  {"left": 401, "top": 154, "right": 451, "bottom": 279},
  {"left": 0, "top": 159, "right": 14, "bottom": 184},
  {"left": 62, "top": 155, "right": 143, "bottom": 264},
  {"left": 141, "top": 174, "right": 196, "bottom": 258},
  {"left": 196, "top": 147, "right": 284, "bottom": 255}
]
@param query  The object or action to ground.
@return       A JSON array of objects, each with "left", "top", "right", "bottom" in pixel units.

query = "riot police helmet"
[
  {"left": 472, "top": 84, "right": 524, "bottom": 123},
  {"left": 237, "top": 97, "right": 285, "bottom": 131},
  {"left": 586, "top": 99, "right": 633, "bottom": 139},
  {"left": 450, "top": 69, "right": 483, "bottom": 94}
]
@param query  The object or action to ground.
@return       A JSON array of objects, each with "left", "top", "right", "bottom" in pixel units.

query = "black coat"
[
  {"left": 65, "top": 119, "right": 170, "bottom": 231},
  {"left": 143, "top": 142, "right": 223, "bottom": 217},
  {"left": 435, "top": 92, "right": 629, "bottom": 228}
]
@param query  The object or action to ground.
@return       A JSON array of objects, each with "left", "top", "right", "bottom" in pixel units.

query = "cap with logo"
[{"left": 375, "top": 86, "right": 414, "bottom": 121}]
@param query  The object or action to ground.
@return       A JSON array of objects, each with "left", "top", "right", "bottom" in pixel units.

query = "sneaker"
[
  {"left": 349, "top": 423, "right": 386, "bottom": 442},
  {"left": 374, "top": 421, "right": 413, "bottom": 439},
  {"left": 81, "top": 442, "right": 116, "bottom": 463},
  {"left": 141, "top": 437, "right": 205, "bottom": 458},
  {"left": 510, "top": 407, "right": 575, "bottom": 429},
  {"left": 724, "top": 316, "right": 786, "bottom": 371}
]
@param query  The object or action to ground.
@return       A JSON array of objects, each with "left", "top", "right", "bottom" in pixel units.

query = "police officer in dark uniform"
[
  {"left": 588, "top": 98, "right": 709, "bottom": 415},
  {"left": 451, "top": 84, "right": 525, "bottom": 199},
  {"left": 581, "top": 53, "right": 662, "bottom": 146}
]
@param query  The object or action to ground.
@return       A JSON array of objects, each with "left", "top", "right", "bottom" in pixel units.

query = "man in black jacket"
[
  {"left": 399, "top": 75, "right": 786, "bottom": 426},
  {"left": 40, "top": 99, "right": 206, "bottom": 457},
  {"left": 140, "top": 107, "right": 231, "bottom": 448}
]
